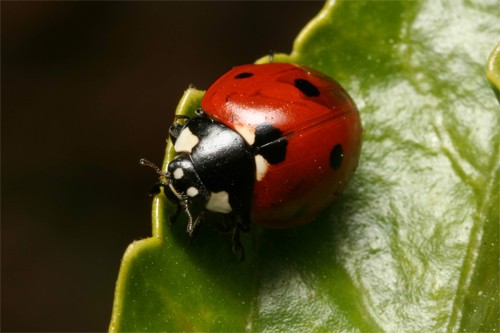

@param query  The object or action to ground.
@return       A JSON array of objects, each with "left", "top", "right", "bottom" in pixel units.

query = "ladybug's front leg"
[
  {"left": 180, "top": 199, "right": 203, "bottom": 239},
  {"left": 169, "top": 123, "right": 183, "bottom": 144},
  {"left": 187, "top": 210, "right": 205, "bottom": 239},
  {"left": 170, "top": 109, "right": 208, "bottom": 142},
  {"left": 180, "top": 199, "right": 194, "bottom": 232},
  {"left": 232, "top": 213, "right": 251, "bottom": 261},
  {"left": 169, "top": 115, "right": 190, "bottom": 143},
  {"left": 169, "top": 202, "right": 182, "bottom": 226}
]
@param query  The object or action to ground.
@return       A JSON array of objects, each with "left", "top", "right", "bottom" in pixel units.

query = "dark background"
[{"left": 1, "top": 1, "right": 323, "bottom": 331}]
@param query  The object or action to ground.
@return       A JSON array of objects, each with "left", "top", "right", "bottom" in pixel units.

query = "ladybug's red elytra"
[{"left": 143, "top": 63, "right": 362, "bottom": 259}]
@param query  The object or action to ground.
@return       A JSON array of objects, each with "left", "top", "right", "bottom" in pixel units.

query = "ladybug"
[{"left": 142, "top": 63, "right": 362, "bottom": 259}]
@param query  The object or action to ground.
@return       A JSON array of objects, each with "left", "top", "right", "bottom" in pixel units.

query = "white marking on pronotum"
[
  {"left": 254, "top": 154, "right": 270, "bottom": 181},
  {"left": 234, "top": 124, "right": 256, "bottom": 146},
  {"left": 173, "top": 168, "right": 184, "bottom": 179},
  {"left": 174, "top": 127, "right": 199, "bottom": 153},
  {"left": 186, "top": 187, "right": 199, "bottom": 197},
  {"left": 205, "top": 191, "right": 232, "bottom": 213}
]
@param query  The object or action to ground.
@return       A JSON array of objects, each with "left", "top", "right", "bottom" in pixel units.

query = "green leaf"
[
  {"left": 487, "top": 42, "right": 500, "bottom": 101},
  {"left": 110, "top": 1, "right": 500, "bottom": 332}
]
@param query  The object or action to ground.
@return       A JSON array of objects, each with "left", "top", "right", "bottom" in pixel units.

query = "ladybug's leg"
[
  {"left": 238, "top": 211, "right": 252, "bottom": 233},
  {"left": 180, "top": 199, "right": 196, "bottom": 235},
  {"left": 215, "top": 214, "right": 246, "bottom": 261},
  {"left": 211, "top": 214, "right": 233, "bottom": 233},
  {"left": 187, "top": 211, "right": 205, "bottom": 239},
  {"left": 231, "top": 226, "right": 245, "bottom": 261},
  {"left": 169, "top": 123, "right": 183, "bottom": 143},
  {"left": 169, "top": 202, "right": 182, "bottom": 226},
  {"left": 195, "top": 108, "right": 208, "bottom": 118},
  {"left": 182, "top": 199, "right": 203, "bottom": 239},
  {"left": 169, "top": 115, "right": 191, "bottom": 143}
]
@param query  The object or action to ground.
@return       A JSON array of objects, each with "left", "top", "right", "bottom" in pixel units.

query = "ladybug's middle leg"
[
  {"left": 211, "top": 215, "right": 234, "bottom": 233},
  {"left": 231, "top": 225, "right": 245, "bottom": 262},
  {"left": 238, "top": 210, "right": 251, "bottom": 233},
  {"left": 169, "top": 115, "right": 191, "bottom": 143},
  {"left": 216, "top": 214, "right": 247, "bottom": 261}
]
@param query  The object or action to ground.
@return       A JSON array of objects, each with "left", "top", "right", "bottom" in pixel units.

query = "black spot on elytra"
[
  {"left": 329, "top": 144, "right": 343, "bottom": 170},
  {"left": 294, "top": 78, "right": 320, "bottom": 97},
  {"left": 235, "top": 72, "right": 254, "bottom": 79},
  {"left": 253, "top": 124, "right": 288, "bottom": 164}
]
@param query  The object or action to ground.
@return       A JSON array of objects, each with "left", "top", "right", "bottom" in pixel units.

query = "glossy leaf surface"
[{"left": 110, "top": 1, "right": 500, "bottom": 332}]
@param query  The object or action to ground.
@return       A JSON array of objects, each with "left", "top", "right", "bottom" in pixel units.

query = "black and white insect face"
[
  {"left": 165, "top": 156, "right": 209, "bottom": 203},
  {"left": 167, "top": 114, "right": 255, "bottom": 220}
]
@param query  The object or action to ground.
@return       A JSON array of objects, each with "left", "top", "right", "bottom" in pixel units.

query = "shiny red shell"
[{"left": 201, "top": 63, "right": 362, "bottom": 228}]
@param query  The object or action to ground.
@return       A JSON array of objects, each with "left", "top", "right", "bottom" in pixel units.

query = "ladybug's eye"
[
  {"left": 234, "top": 72, "right": 253, "bottom": 79},
  {"left": 294, "top": 78, "right": 320, "bottom": 97}
]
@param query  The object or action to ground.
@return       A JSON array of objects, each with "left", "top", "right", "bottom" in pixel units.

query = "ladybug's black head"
[
  {"left": 139, "top": 157, "right": 207, "bottom": 204},
  {"left": 165, "top": 155, "right": 209, "bottom": 203}
]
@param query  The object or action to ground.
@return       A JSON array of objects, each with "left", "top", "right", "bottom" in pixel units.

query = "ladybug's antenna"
[{"left": 140, "top": 158, "right": 167, "bottom": 177}]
